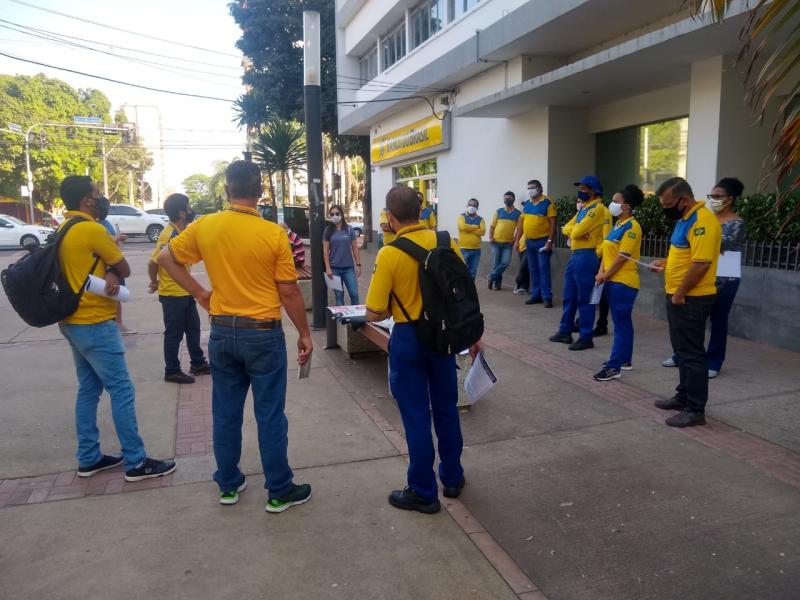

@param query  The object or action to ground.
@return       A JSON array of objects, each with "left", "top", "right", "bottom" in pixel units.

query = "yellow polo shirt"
[
  {"left": 379, "top": 210, "right": 396, "bottom": 245},
  {"left": 58, "top": 211, "right": 124, "bottom": 325},
  {"left": 522, "top": 196, "right": 556, "bottom": 240},
  {"left": 518, "top": 234, "right": 527, "bottom": 253},
  {"left": 491, "top": 207, "right": 522, "bottom": 244},
  {"left": 665, "top": 201, "right": 722, "bottom": 296},
  {"left": 419, "top": 205, "right": 437, "bottom": 230},
  {"left": 457, "top": 213, "right": 485, "bottom": 250},
  {"left": 562, "top": 200, "right": 610, "bottom": 251},
  {"left": 601, "top": 217, "right": 642, "bottom": 289},
  {"left": 150, "top": 223, "right": 190, "bottom": 297},
  {"left": 168, "top": 205, "right": 297, "bottom": 320},
  {"left": 366, "top": 224, "right": 463, "bottom": 322}
]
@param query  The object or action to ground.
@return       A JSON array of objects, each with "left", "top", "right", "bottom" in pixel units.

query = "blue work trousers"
[
  {"left": 605, "top": 282, "right": 638, "bottom": 369},
  {"left": 559, "top": 249, "right": 599, "bottom": 339},
  {"left": 461, "top": 249, "right": 481, "bottom": 280},
  {"left": 706, "top": 278, "right": 740, "bottom": 372},
  {"left": 489, "top": 242, "right": 513, "bottom": 284},
  {"left": 388, "top": 323, "right": 464, "bottom": 502},
  {"left": 526, "top": 236, "right": 552, "bottom": 302}
]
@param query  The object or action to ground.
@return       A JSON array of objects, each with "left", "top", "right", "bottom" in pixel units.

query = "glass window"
[
  {"left": 359, "top": 46, "right": 378, "bottom": 84},
  {"left": 381, "top": 22, "right": 406, "bottom": 70},
  {"left": 451, "top": 0, "right": 480, "bottom": 20},
  {"left": 114, "top": 205, "right": 139, "bottom": 216},
  {"left": 411, "top": 0, "right": 445, "bottom": 49}
]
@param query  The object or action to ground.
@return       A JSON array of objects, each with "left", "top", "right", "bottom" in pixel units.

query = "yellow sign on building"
[{"left": 371, "top": 113, "right": 447, "bottom": 164}]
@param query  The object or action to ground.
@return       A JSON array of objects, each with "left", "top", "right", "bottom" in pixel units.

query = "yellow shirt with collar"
[
  {"left": 366, "top": 224, "right": 463, "bottom": 323},
  {"left": 563, "top": 199, "right": 610, "bottom": 251},
  {"left": 168, "top": 206, "right": 297, "bottom": 320},
  {"left": 601, "top": 216, "right": 642, "bottom": 289},
  {"left": 457, "top": 213, "right": 485, "bottom": 250},
  {"left": 379, "top": 209, "right": 396, "bottom": 245},
  {"left": 665, "top": 201, "right": 722, "bottom": 296},
  {"left": 419, "top": 205, "right": 437, "bottom": 230},
  {"left": 58, "top": 211, "right": 124, "bottom": 325},
  {"left": 491, "top": 207, "right": 522, "bottom": 244},
  {"left": 150, "top": 223, "right": 191, "bottom": 297}
]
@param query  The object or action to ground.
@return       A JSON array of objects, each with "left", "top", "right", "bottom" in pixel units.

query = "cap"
[{"left": 573, "top": 175, "right": 603, "bottom": 195}]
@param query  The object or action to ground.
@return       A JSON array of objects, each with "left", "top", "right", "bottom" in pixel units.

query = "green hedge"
[{"left": 553, "top": 192, "right": 800, "bottom": 241}]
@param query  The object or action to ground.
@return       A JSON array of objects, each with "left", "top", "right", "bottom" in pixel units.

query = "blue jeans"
[
  {"left": 526, "top": 236, "right": 552, "bottom": 301},
  {"left": 208, "top": 323, "right": 294, "bottom": 496},
  {"left": 159, "top": 295, "right": 206, "bottom": 375},
  {"left": 461, "top": 248, "right": 481, "bottom": 279},
  {"left": 489, "top": 242, "right": 513, "bottom": 284},
  {"left": 605, "top": 282, "right": 638, "bottom": 369},
  {"left": 59, "top": 320, "right": 147, "bottom": 470},
  {"left": 388, "top": 323, "right": 464, "bottom": 502},
  {"left": 332, "top": 266, "right": 359, "bottom": 306},
  {"left": 706, "top": 278, "right": 741, "bottom": 371},
  {"left": 559, "top": 250, "right": 599, "bottom": 339}
]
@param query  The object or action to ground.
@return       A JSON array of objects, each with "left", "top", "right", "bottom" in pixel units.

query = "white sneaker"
[
  {"left": 621, "top": 363, "right": 633, "bottom": 371},
  {"left": 118, "top": 325, "right": 138, "bottom": 335},
  {"left": 708, "top": 369, "right": 719, "bottom": 379},
  {"left": 662, "top": 357, "right": 676, "bottom": 367},
  {"left": 512, "top": 287, "right": 527, "bottom": 295}
]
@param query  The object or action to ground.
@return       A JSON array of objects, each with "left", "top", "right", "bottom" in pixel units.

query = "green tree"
[
  {"left": 252, "top": 117, "right": 306, "bottom": 209},
  {"left": 105, "top": 109, "right": 154, "bottom": 205},
  {"left": 182, "top": 173, "right": 211, "bottom": 204}
]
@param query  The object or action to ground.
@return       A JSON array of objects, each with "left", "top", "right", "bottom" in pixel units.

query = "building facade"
[{"left": 335, "top": 0, "right": 780, "bottom": 237}]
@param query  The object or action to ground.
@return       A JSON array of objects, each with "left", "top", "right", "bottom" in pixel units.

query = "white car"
[
  {"left": 106, "top": 204, "right": 169, "bottom": 242},
  {"left": 0, "top": 214, "right": 54, "bottom": 248},
  {"left": 349, "top": 221, "right": 364, "bottom": 236}
]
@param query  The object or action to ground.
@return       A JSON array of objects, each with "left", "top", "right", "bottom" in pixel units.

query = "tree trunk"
[
  {"left": 362, "top": 149, "right": 372, "bottom": 244},
  {"left": 266, "top": 170, "right": 277, "bottom": 222}
]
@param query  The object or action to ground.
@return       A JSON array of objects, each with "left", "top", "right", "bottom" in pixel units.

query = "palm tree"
[
  {"left": 685, "top": 0, "right": 799, "bottom": 231},
  {"left": 252, "top": 117, "right": 307, "bottom": 212}
]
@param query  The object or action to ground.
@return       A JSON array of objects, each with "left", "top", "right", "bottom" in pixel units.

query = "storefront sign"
[{"left": 371, "top": 112, "right": 450, "bottom": 164}]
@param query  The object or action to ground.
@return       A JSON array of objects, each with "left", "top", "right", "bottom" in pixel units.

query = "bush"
[{"left": 553, "top": 192, "right": 800, "bottom": 241}]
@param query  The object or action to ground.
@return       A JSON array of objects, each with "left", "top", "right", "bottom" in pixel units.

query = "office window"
[
  {"left": 381, "top": 22, "right": 406, "bottom": 70},
  {"left": 450, "top": 0, "right": 480, "bottom": 20},
  {"left": 411, "top": 0, "right": 446, "bottom": 49},
  {"left": 359, "top": 46, "right": 378, "bottom": 83}
]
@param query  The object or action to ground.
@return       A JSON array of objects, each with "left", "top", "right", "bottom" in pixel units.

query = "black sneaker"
[
  {"left": 266, "top": 483, "right": 312, "bottom": 513},
  {"left": 592, "top": 326, "right": 608, "bottom": 337},
  {"left": 442, "top": 477, "right": 466, "bottom": 499},
  {"left": 549, "top": 332, "right": 573, "bottom": 344},
  {"left": 220, "top": 478, "right": 247, "bottom": 505},
  {"left": 544, "top": 300, "right": 554, "bottom": 308},
  {"left": 124, "top": 457, "right": 177, "bottom": 482},
  {"left": 388, "top": 487, "right": 441, "bottom": 514},
  {"left": 654, "top": 396, "right": 688, "bottom": 411},
  {"left": 569, "top": 338, "right": 594, "bottom": 351},
  {"left": 621, "top": 362, "right": 633, "bottom": 371},
  {"left": 525, "top": 297, "right": 542, "bottom": 305},
  {"left": 189, "top": 362, "right": 211, "bottom": 375},
  {"left": 487, "top": 278, "right": 494, "bottom": 290},
  {"left": 78, "top": 454, "right": 124, "bottom": 478},
  {"left": 165, "top": 372, "right": 195, "bottom": 384},
  {"left": 593, "top": 367, "right": 620, "bottom": 381},
  {"left": 665, "top": 411, "right": 706, "bottom": 428}
]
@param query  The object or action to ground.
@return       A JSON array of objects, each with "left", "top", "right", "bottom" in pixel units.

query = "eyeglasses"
[
  {"left": 707, "top": 194, "right": 730, "bottom": 200},
  {"left": 330, "top": 212, "right": 341, "bottom": 216}
]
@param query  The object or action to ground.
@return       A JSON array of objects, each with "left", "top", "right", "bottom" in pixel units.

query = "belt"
[{"left": 209, "top": 315, "right": 282, "bottom": 329}]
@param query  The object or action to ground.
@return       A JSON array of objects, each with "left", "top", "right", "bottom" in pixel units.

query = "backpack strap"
[
  {"left": 57, "top": 217, "right": 101, "bottom": 299},
  {"left": 435, "top": 230, "right": 450, "bottom": 249},
  {"left": 389, "top": 236, "right": 429, "bottom": 263},
  {"left": 389, "top": 291, "right": 414, "bottom": 324}
]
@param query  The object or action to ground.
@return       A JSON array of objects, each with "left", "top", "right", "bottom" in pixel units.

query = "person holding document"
[
  {"left": 323, "top": 204, "right": 361, "bottom": 306},
  {"left": 592, "top": 185, "right": 644, "bottom": 381},
  {"left": 661, "top": 177, "right": 746, "bottom": 378}
]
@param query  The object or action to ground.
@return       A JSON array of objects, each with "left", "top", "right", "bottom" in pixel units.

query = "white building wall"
[
  {"left": 686, "top": 56, "right": 724, "bottom": 197},
  {"left": 587, "top": 83, "right": 690, "bottom": 133}
]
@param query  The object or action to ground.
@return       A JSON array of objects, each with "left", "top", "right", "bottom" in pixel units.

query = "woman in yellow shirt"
[{"left": 593, "top": 184, "right": 644, "bottom": 381}]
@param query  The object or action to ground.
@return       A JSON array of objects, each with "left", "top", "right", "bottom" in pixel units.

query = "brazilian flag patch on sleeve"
[
  {"left": 694, "top": 227, "right": 705, "bottom": 236},
  {"left": 627, "top": 231, "right": 637, "bottom": 239}
]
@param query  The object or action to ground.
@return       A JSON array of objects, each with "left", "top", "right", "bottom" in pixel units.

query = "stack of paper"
[{"left": 464, "top": 351, "right": 497, "bottom": 404}]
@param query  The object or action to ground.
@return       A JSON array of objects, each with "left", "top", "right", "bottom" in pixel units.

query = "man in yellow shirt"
[
  {"left": 549, "top": 175, "right": 610, "bottom": 350},
  {"left": 147, "top": 193, "right": 209, "bottom": 384},
  {"left": 417, "top": 191, "right": 437, "bottom": 230},
  {"left": 649, "top": 177, "right": 721, "bottom": 428},
  {"left": 57, "top": 176, "right": 176, "bottom": 483},
  {"left": 158, "top": 161, "right": 312, "bottom": 510},
  {"left": 521, "top": 179, "right": 556, "bottom": 307},
  {"left": 456, "top": 197, "right": 485, "bottom": 279},
  {"left": 366, "top": 185, "right": 482, "bottom": 514},
  {"left": 488, "top": 191, "right": 522, "bottom": 290}
]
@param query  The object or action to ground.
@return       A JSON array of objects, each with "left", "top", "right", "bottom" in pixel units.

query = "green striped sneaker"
[
  {"left": 265, "top": 483, "right": 312, "bottom": 513},
  {"left": 219, "top": 480, "right": 247, "bottom": 505}
]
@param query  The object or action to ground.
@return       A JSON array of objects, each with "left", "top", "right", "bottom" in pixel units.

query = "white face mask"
[
  {"left": 467, "top": 205, "right": 478, "bottom": 215},
  {"left": 608, "top": 201, "right": 624, "bottom": 217},
  {"left": 708, "top": 198, "right": 727, "bottom": 213},
  {"left": 576, "top": 201, "right": 584, "bottom": 211},
  {"left": 527, "top": 188, "right": 539, "bottom": 199},
  {"left": 330, "top": 214, "right": 342, "bottom": 224}
]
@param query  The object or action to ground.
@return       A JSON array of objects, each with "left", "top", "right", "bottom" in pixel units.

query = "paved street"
[{"left": 0, "top": 244, "right": 798, "bottom": 599}]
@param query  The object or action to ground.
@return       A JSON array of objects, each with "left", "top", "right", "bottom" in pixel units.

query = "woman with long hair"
[{"left": 323, "top": 204, "right": 361, "bottom": 305}]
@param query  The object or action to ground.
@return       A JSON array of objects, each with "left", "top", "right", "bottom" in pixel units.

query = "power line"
[
  {"left": 8, "top": 0, "right": 241, "bottom": 58},
  {"left": 0, "top": 50, "right": 237, "bottom": 102}
]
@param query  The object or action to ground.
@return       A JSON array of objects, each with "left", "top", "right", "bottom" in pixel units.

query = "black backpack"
[
  {"left": 1, "top": 217, "right": 99, "bottom": 327},
  {"left": 390, "top": 231, "right": 484, "bottom": 354}
]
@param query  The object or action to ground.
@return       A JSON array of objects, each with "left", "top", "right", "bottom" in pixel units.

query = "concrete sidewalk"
[{"left": 1, "top": 243, "right": 798, "bottom": 599}]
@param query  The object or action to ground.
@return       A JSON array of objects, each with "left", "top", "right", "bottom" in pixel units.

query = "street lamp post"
[{"left": 303, "top": 10, "right": 327, "bottom": 330}]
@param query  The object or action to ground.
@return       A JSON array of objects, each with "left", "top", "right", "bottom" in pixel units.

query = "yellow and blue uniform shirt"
[
  {"left": 379, "top": 209, "right": 396, "bottom": 245},
  {"left": 561, "top": 199, "right": 610, "bottom": 251},
  {"left": 601, "top": 216, "right": 642, "bottom": 289},
  {"left": 419, "top": 205, "right": 437, "bottom": 230},
  {"left": 457, "top": 213, "right": 485, "bottom": 250},
  {"left": 665, "top": 201, "right": 722, "bottom": 296},
  {"left": 518, "top": 234, "right": 527, "bottom": 253},
  {"left": 366, "top": 224, "right": 463, "bottom": 323},
  {"left": 150, "top": 223, "right": 191, "bottom": 297},
  {"left": 491, "top": 207, "right": 522, "bottom": 244},
  {"left": 522, "top": 196, "right": 556, "bottom": 240}
]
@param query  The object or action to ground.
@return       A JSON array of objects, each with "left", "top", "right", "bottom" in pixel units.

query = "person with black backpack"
[
  {"left": 55, "top": 176, "right": 176, "bottom": 482},
  {"left": 365, "top": 185, "right": 483, "bottom": 515}
]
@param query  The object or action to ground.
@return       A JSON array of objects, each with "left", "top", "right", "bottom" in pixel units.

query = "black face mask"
[
  {"left": 662, "top": 199, "right": 685, "bottom": 221},
  {"left": 94, "top": 196, "right": 110, "bottom": 220},
  {"left": 184, "top": 209, "right": 196, "bottom": 224},
  {"left": 504, "top": 198, "right": 514, "bottom": 207}
]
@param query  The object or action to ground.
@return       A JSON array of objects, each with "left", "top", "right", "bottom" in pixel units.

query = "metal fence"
[{"left": 553, "top": 231, "right": 800, "bottom": 271}]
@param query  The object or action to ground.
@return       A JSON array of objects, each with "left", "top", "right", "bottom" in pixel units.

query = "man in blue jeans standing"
[
  {"left": 158, "top": 160, "right": 313, "bottom": 511},
  {"left": 487, "top": 191, "right": 522, "bottom": 290},
  {"left": 57, "top": 176, "right": 176, "bottom": 482}
]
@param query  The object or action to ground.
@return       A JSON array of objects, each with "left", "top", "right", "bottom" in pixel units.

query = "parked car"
[
  {"left": 348, "top": 221, "right": 364, "bottom": 236},
  {"left": 0, "top": 214, "right": 54, "bottom": 248},
  {"left": 257, "top": 204, "right": 311, "bottom": 238},
  {"left": 146, "top": 208, "right": 167, "bottom": 216},
  {"left": 106, "top": 204, "right": 168, "bottom": 242}
]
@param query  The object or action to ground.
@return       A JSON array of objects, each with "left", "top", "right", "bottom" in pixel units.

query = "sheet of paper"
[
  {"left": 464, "top": 351, "right": 497, "bottom": 404},
  {"left": 85, "top": 275, "right": 130, "bottom": 302},
  {"left": 297, "top": 357, "right": 311, "bottom": 380},
  {"left": 324, "top": 274, "right": 343, "bottom": 291},
  {"left": 326, "top": 305, "right": 367, "bottom": 319},
  {"left": 590, "top": 283, "right": 605, "bottom": 305},
  {"left": 619, "top": 254, "right": 662, "bottom": 270},
  {"left": 373, "top": 317, "right": 395, "bottom": 333},
  {"left": 716, "top": 251, "right": 741, "bottom": 278}
]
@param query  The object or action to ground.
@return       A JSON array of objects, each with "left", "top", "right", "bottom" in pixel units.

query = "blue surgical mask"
[{"left": 577, "top": 190, "right": 591, "bottom": 202}]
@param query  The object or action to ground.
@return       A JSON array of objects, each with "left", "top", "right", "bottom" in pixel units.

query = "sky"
[{"left": 0, "top": 0, "right": 247, "bottom": 203}]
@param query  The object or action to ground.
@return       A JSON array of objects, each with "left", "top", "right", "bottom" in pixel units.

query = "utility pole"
[{"left": 303, "top": 10, "right": 326, "bottom": 329}]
